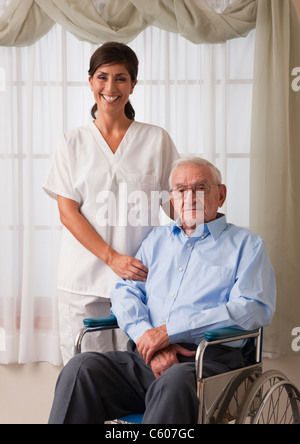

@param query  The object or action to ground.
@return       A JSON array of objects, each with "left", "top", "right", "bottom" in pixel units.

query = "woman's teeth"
[{"left": 103, "top": 95, "right": 119, "bottom": 102}]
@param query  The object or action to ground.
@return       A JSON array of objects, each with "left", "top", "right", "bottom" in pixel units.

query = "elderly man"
[{"left": 49, "top": 157, "right": 276, "bottom": 424}]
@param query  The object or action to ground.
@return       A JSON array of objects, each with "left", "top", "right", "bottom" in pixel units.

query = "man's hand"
[
  {"left": 136, "top": 325, "right": 170, "bottom": 364},
  {"left": 150, "top": 345, "right": 196, "bottom": 379}
]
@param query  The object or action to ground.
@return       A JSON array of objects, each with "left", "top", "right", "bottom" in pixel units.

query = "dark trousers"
[{"left": 49, "top": 341, "right": 244, "bottom": 424}]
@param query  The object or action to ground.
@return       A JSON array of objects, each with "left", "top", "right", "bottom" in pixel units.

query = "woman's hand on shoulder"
[{"left": 106, "top": 251, "right": 148, "bottom": 282}]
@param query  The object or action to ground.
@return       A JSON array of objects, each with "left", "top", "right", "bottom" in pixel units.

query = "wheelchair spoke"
[
  {"left": 255, "top": 382, "right": 300, "bottom": 424},
  {"left": 237, "top": 371, "right": 300, "bottom": 424},
  {"left": 208, "top": 366, "right": 262, "bottom": 424}
]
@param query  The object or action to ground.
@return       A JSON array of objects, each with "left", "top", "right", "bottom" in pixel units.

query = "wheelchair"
[{"left": 74, "top": 316, "right": 300, "bottom": 424}]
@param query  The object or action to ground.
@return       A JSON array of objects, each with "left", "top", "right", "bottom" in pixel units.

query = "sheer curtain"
[
  {"left": 0, "top": 0, "right": 256, "bottom": 364},
  {"left": 250, "top": 0, "right": 300, "bottom": 357}
]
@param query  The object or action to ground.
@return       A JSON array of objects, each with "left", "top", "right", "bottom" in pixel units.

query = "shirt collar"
[
  {"left": 207, "top": 213, "right": 228, "bottom": 241},
  {"left": 170, "top": 213, "right": 227, "bottom": 241}
]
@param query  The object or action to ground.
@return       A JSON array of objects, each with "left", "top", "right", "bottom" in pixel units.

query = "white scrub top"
[{"left": 43, "top": 121, "right": 180, "bottom": 298}]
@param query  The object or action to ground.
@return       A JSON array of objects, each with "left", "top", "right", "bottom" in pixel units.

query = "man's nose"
[{"left": 183, "top": 189, "right": 197, "bottom": 202}]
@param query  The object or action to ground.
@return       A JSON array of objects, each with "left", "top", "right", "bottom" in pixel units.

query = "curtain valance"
[{"left": 0, "top": 0, "right": 257, "bottom": 47}]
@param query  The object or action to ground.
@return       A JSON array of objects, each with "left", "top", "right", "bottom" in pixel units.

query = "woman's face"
[{"left": 89, "top": 63, "right": 137, "bottom": 118}]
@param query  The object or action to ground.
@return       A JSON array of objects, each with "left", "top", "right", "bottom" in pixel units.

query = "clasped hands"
[{"left": 136, "top": 325, "right": 196, "bottom": 379}]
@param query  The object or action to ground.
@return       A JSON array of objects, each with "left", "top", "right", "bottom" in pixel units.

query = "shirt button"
[
  {"left": 178, "top": 267, "right": 183, "bottom": 272},
  {"left": 187, "top": 243, "right": 191, "bottom": 247},
  {"left": 171, "top": 292, "right": 175, "bottom": 298},
  {"left": 161, "top": 319, "right": 166, "bottom": 324}
]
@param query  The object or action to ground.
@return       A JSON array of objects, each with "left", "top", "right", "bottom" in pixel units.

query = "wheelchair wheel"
[
  {"left": 236, "top": 370, "right": 300, "bottom": 424},
  {"left": 210, "top": 366, "right": 262, "bottom": 424}
]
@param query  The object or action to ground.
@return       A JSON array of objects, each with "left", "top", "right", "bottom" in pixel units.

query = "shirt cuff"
[
  {"left": 166, "top": 321, "right": 192, "bottom": 344},
  {"left": 126, "top": 320, "right": 153, "bottom": 343}
]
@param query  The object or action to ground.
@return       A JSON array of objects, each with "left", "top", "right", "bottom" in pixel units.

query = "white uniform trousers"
[{"left": 58, "top": 290, "right": 128, "bottom": 365}]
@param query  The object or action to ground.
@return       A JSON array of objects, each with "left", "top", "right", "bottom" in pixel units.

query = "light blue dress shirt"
[{"left": 111, "top": 214, "right": 276, "bottom": 346}]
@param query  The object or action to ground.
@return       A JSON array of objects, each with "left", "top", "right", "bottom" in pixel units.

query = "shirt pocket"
[
  {"left": 189, "top": 263, "right": 235, "bottom": 306},
  {"left": 125, "top": 173, "right": 157, "bottom": 191}
]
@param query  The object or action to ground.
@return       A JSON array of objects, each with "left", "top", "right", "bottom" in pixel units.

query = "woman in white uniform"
[{"left": 43, "top": 42, "right": 180, "bottom": 364}]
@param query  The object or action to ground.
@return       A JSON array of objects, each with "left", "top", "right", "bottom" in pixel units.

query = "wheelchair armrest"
[
  {"left": 196, "top": 328, "right": 262, "bottom": 379},
  {"left": 74, "top": 315, "right": 119, "bottom": 355},
  {"left": 83, "top": 315, "right": 119, "bottom": 328},
  {"left": 204, "top": 328, "right": 259, "bottom": 342}
]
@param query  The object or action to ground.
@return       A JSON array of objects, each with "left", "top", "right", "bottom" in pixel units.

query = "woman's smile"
[{"left": 102, "top": 95, "right": 120, "bottom": 102}]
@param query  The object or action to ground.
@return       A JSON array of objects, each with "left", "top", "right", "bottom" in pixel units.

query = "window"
[{"left": 0, "top": 19, "right": 255, "bottom": 363}]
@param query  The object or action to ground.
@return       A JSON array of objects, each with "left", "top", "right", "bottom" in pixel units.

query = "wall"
[{"left": 0, "top": 363, "right": 61, "bottom": 424}]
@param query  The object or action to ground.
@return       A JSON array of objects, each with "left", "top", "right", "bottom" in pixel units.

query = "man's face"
[{"left": 170, "top": 164, "right": 227, "bottom": 227}]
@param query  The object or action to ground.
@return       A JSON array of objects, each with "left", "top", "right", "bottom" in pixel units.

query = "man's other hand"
[{"left": 150, "top": 345, "right": 196, "bottom": 378}]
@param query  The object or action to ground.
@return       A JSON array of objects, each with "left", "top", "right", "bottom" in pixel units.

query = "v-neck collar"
[{"left": 88, "top": 120, "right": 137, "bottom": 165}]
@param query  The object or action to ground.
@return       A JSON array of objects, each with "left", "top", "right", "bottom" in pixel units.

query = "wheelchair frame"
[{"left": 74, "top": 316, "right": 300, "bottom": 424}]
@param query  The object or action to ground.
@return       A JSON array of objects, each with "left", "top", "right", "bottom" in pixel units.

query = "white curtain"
[
  {"left": 0, "top": 0, "right": 256, "bottom": 364},
  {"left": 250, "top": 0, "right": 300, "bottom": 357}
]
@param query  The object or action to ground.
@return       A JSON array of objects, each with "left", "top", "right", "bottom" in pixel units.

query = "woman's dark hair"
[{"left": 88, "top": 42, "right": 139, "bottom": 120}]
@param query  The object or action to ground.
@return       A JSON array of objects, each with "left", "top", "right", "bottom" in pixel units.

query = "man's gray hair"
[{"left": 169, "top": 156, "right": 222, "bottom": 188}]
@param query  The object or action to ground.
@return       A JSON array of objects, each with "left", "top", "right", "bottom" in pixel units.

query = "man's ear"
[{"left": 218, "top": 184, "right": 227, "bottom": 208}]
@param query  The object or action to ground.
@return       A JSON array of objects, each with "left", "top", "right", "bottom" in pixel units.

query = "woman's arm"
[{"left": 57, "top": 196, "right": 148, "bottom": 281}]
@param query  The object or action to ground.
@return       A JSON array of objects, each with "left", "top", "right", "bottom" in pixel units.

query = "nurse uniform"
[{"left": 43, "top": 120, "right": 180, "bottom": 364}]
